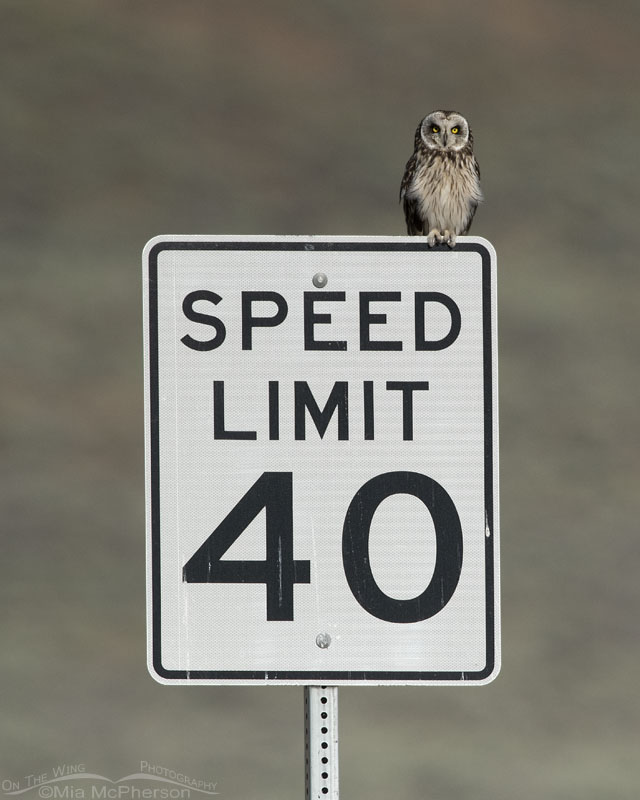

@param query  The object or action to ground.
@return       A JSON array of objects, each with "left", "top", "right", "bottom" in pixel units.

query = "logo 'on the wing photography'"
[{"left": 2, "top": 763, "right": 218, "bottom": 799}]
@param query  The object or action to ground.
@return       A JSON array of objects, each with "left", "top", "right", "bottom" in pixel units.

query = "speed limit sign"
[{"left": 143, "top": 235, "right": 500, "bottom": 685}]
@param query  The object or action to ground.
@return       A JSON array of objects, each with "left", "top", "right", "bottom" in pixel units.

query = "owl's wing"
[
  {"left": 461, "top": 154, "right": 482, "bottom": 235},
  {"left": 462, "top": 201, "right": 478, "bottom": 235},
  {"left": 399, "top": 153, "right": 423, "bottom": 235}
]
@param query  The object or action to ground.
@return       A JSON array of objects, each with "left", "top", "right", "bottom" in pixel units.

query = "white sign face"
[{"left": 143, "top": 235, "right": 499, "bottom": 685}]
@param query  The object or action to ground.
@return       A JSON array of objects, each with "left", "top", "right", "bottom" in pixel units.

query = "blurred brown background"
[{"left": 2, "top": 1, "right": 639, "bottom": 798}]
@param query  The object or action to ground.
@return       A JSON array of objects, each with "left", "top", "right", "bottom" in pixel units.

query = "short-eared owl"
[{"left": 400, "top": 110, "right": 482, "bottom": 246}]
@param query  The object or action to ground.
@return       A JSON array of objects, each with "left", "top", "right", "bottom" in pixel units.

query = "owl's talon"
[
  {"left": 444, "top": 230, "right": 457, "bottom": 248},
  {"left": 426, "top": 229, "right": 440, "bottom": 247}
]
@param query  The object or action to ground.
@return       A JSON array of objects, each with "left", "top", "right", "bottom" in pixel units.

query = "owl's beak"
[{"left": 442, "top": 131, "right": 448, "bottom": 148}]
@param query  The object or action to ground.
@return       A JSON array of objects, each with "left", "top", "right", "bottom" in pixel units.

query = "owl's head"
[{"left": 418, "top": 110, "right": 472, "bottom": 152}]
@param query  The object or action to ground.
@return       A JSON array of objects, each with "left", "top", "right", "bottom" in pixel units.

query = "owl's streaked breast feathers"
[{"left": 400, "top": 110, "right": 482, "bottom": 246}]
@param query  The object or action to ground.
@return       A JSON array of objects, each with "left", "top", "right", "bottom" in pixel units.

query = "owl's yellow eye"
[
  {"left": 431, "top": 125, "right": 440, "bottom": 133},
  {"left": 451, "top": 126, "right": 459, "bottom": 134}
]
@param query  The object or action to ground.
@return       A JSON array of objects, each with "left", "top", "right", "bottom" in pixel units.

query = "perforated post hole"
[{"left": 304, "top": 686, "right": 339, "bottom": 799}]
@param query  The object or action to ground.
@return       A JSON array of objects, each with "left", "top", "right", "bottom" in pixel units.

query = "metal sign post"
[{"left": 305, "top": 686, "right": 339, "bottom": 799}]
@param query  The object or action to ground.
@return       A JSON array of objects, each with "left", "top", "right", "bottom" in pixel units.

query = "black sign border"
[{"left": 145, "top": 239, "right": 498, "bottom": 684}]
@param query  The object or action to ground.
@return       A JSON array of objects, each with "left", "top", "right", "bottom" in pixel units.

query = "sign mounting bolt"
[
  {"left": 312, "top": 272, "right": 328, "bottom": 288},
  {"left": 316, "top": 633, "right": 332, "bottom": 649}
]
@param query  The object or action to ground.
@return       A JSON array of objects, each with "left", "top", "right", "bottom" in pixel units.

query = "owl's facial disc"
[{"left": 421, "top": 111, "right": 469, "bottom": 151}]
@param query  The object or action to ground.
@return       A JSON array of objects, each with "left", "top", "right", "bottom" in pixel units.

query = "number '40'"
[{"left": 183, "top": 471, "right": 463, "bottom": 623}]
